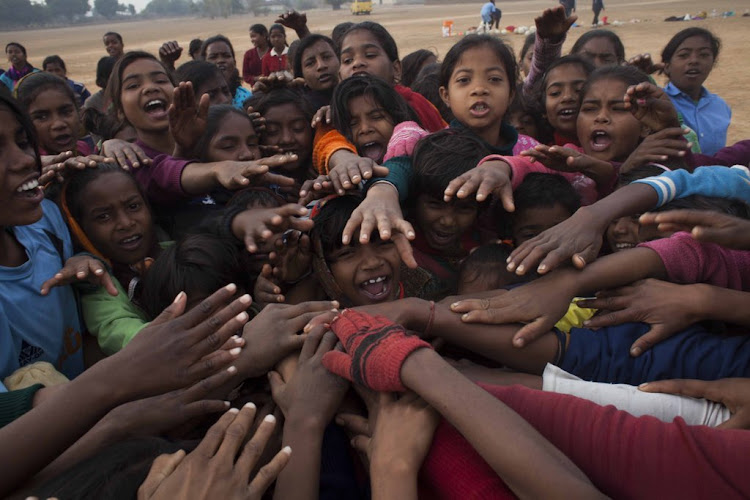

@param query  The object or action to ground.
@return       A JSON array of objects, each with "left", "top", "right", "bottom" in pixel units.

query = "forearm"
[
  {"left": 579, "top": 159, "right": 615, "bottom": 190},
  {"left": 370, "top": 462, "right": 418, "bottom": 500},
  {"left": 699, "top": 285, "right": 750, "bottom": 326},
  {"left": 180, "top": 162, "right": 219, "bottom": 195},
  {"left": 274, "top": 416, "right": 324, "bottom": 500},
  {"left": 573, "top": 182, "right": 659, "bottom": 234},
  {"left": 401, "top": 349, "right": 604, "bottom": 500}
]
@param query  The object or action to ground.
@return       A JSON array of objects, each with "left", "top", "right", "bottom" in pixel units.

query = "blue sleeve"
[
  {"left": 559, "top": 323, "right": 750, "bottom": 385},
  {"left": 632, "top": 165, "right": 750, "bottom": 207},
  {"left": 39, "top": 199, "right": 74, "bottom": 259},
  {"left": 364, "top": 155, "right": 413, "bottom": 203}
]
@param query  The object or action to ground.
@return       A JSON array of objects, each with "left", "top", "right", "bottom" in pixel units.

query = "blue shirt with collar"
[{"left": 664, "top": 81, "right": 731, "bottom": 156}]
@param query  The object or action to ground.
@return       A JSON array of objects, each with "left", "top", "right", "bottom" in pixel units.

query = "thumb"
[
  {"left": 372, "top": 165, "right": 390, "bottom": 177},
  {"left": 268, "top": 370, "right": 286, "bottom": 401},
  {"left": 138, "top": 450, "right": 186, "bottom": 499},
  {"left": 350, "top": 434, "right": 371, "bottom": 455},
  {"left": 322, "top": 351, "right": 354, "bottom": 382},
  {"left": 150, "top": 291, "right": 188, "bottom": 327},
  {"left": 629, "top": 325, "right": 668, "bottom": 357}
]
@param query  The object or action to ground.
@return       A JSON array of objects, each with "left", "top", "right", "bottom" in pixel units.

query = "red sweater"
[
  {"left": 261, "top": 48, "right": 288, "bottom": 76},
  {"left": 420, "top": 384, "right": 750, "bottom": 498},
  {"left": 242, "top": 47, "right": 264, "bottom": 84}
]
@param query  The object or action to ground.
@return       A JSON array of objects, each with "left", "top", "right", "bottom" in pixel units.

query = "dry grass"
[{"left": 6, "top": 0, "right": 749, "bottom": 141}]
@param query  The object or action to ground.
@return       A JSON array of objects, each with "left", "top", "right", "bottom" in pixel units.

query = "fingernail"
[
  {"left": 94, "top": 268, "right": 104, "bottom": 275},
  {"left": 451, "top": 302, "right": 459, "bottom": 309},
  {"left": 264, "top": 414, "right": 276, "bottom": 423},
  {"left": 335, "top": 415, "right": 345, "bottom": 425},
  {"left": 239, "top": 294, "right": 251, "bottom": 304},
  {"left": 304, "top": 323, "right": 313, "bottom": 333},
  {"left": 229, "top": 347, "right": 242, "bottom": 355},
  {"left": 227, "top": 365, "right": 238, "bottom": 374},
  {"left": 462, "top": 313, "right": 470, "bottom": 321},
  {"left": 244, "top": 402, "right": 256, "bottom": 409},
  {"left": 630, "top": 346, "right": 642, "bottom": 356},
  {"left": 236, "top": 311, "right": 249, "bottom": 322},
  {"left": 282, "top": 445, "right": 292, "bottom": 455},
  {"left": 516, "top": 265, "right": 525, "bottom": 273},
  {"left": 228, "top": 407, "right": 240, "bottom": 414},
  {"left": 224, "top": 401, "right": 231, "bottom": 407},
  {"left": 538, "top": 264, "right": 546, "bottom": 272},
  {"left": 514, "top": 337, "right": 525, "bottom": 347},
  {"left": 225, "top": 283, "right": 237, "bottom": 293},
  {"left": 173, "top": 291, "right": 186, "bottom": 303},
  {"left": 638, "top": 383, "right": 649, "bottom": 389},
  {"left": 77, "top": 271, "right": 85, "bottom": 277}
]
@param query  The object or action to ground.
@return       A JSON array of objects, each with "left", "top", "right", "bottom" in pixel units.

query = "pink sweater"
[{"left": 639, "top": 231, "right": 750, "bottom": 291}]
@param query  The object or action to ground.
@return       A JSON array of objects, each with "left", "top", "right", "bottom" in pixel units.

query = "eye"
[
  {"left": 342, "top": 57, "right": 353, "bottom": 65},
  {"left": 128, "top": 201, "right": 142, "bottom": 211},
  {"left": 95, "top": 213, "right": 111, "bottom": 222}
]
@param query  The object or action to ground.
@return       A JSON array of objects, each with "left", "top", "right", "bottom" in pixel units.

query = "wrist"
[
  {"left": 285, "top": 410, "right": 328, "bottom": 433},
  {"left": 371, "top": 456, "right": 420, "bottom": 477}
]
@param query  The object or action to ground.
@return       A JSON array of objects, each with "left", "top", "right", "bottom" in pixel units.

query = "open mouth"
[
  {"left": 469, "top": 102, "right": 490, "bottom": 118},
  {"left": 359, "top": 275, "right": 392, "bottom": 301},
  {"left": 589, "top": 130, "right": 612, "bottom": 152},
  {"left": 119, "top": 234, "right": 143, "bottom": 251},
  {"left": 613, "top": 242, "right": 636, "bottom": 251},
  {"left": 557, "top": 108, "right": 577, "bottom": 120},
  {"left": 15, "top": 178, "right": 43, "bottom": 202},
  {"left": 318, "top": 73, "right": 333, "bottom": 84},
  {"left": 684, "top": 68, "right": 702, "bottom": 77},
  {"left": 352, "top": 71, "right": 371, "bottom": 77},
  {"left": 359, "top": 142, "right": 384, "bottom": 163},
  {"left": 143, "top": 99, "right": 168, "bottom": 119},
  {"left": 53, "top": 134, "right": 75, "bottom": 148},
  {"left": 429, "top": 228, "right": 458, "bottom": 247}
]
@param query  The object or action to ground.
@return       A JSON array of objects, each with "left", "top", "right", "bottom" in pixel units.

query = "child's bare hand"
[
  {"left": 158, "top": 41, "right": 183, "bottom": 67},
  {"left": 620, "top": 127, "right": 689, "bottom": 173},
  {"left": 298, "top": 174, "right": 336, "bottom": 204},
  {"left": 102, "top": 139, "right": 153, "bottom": 169},
  {"left": 275, "top": 9, "right": 308, "bottom": 33},
  {"left": 214, "top": 153, "right": 297, "bottom": 191},
  {"left": 577, "top": 279, "right": 703, "bottom": 357},
  {"left": 231, "top": 203, "right": 312, "bottom": 253},
  {"left": 639, "top": 209, "right": 750, "bottom": 250},
  {"left": 311, "top": 105, "right": 331, "bottom": 128},
  {"left": 342, "top": 183, "right": 417, "bottom": 268},
  {"left": 444, "top": 160, "right": 514, "bottom": 210},
  {"left": 640, "top": 378, "right": 750, "bottom": 429},
  {"left": 254, "top": 264, "right": 285, "bottom": 305},
  {"left": 41, "top": 255, "right": 118, "bottom": 296},
  {"left": 270, "top": 229, "right": 312, "bottom": 283},
  {"left": 169, "top": 81, "right": 209, "bottom": 156},
  {"left": 534, "top": 5, "right": 576, "bottom": 40},
  {"left": 624, "top": 82, "right": 680, "bottom": 132},
  {"left": 327, "top": 153, "right": 389, "bottom": 194},
  {"left": 245, "top": 105, "right": 266, "bottom": 134},
  {"left": 40, "top": 152, "right": 113, "bottom": 184},
  {"left": 626, "top": 53, "right": 664, "bottom": 75}
]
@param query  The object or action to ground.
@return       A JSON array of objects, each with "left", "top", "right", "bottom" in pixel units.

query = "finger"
[
  {"left": 184, "top": 286, "right": 251, "bottom": 346},
  {"left": 335, "top": 412, "right": 370, "bottom": 436},
  {"left": 138, "top": 450, "right": 187, "bottom": 498},
  {"left": 454, "top": 176, "right": 480, "bottom": 200},
  {"left": 629, "top": 325, "right": 671, "bottom": 357},
  {"left": 98, "top": 271, "right": 120, "bottom": 297},
  {"left": 497, "top": 180, "right": 515, "bottom": 212},
  {"left": 235, "top": 411, "right": 276, "bottom": 475},
  {"left": 347, "top": 163, "right": 363, "bottom": 185},
  {"left": 393, "top": 233, "right": 417, "bottom": 268},
  {"left": 216, "top": 402, "right": 258, "bottom": 462},
  {"left": 350, "top": 434, "right": 371, "bottom": 455},
  {"left": 247, "top": 446, "right": 292, "bottom": 496},
  {"left": 122, "top": 147, "right": 141, "bottom": 169},
  {"left": 512, "top": 317, "right": 556, "bottom": 348},
  {"left": 638, "top": 378, "right": 726, "bottom": 403},
  {"left": 299, "top": 324, "right": 326, "bottom": 361},
  {"left": 195, "top": 407, "right": 240, "bottom": 458},
  {"left": 374, "top": 213, "right": 393, "bottom": 241},
  {"left": 371, "top": 165, "right": 389, "bottom": 178},
  {"left": 330, "top": 169, "right": 345, "bottom": 194},
  {"left": 581, "top": 308, "right": 634, "bottom": 328},
  {"left": 342, "top": 210, "right": 364, "bottom": 246},
  {"left": 181, "top": 362, "right": 240, "bottom": 403}
]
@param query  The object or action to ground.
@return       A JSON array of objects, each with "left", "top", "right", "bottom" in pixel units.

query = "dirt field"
[{"left": 4, "top": 0, "right": 749, "bottom": 142}]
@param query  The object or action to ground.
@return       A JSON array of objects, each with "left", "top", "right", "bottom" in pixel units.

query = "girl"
[
  {"left": 16, "top": 72, "right": 93, "bottom": 156},
  {"left": 42, "top": 55, "right": 91, "bottom": 107},
  {"left": 570, "top": 29, "right": 625, "bottom": 68},
  {"left": 103, "top": 32, "right": 124, "bottom": 60},
  {"left": 661, "top": 27, "right": 730, "bottom": 156},
  {"left": 243, "top": 24, "right": 269, "bottom": 84},
  {"left": 103, "top": 51, "right": 295, "bottom": 208},
  {"left": 261, "top": 24, "right": 289, "bottom": 77},
  {"left": 519, "top": 33, "right": 535, "bottom": 78},
  {"left": 58, "top": 163, "right": 158, "bottom": 354},
  {"left": 293, "top": 34, "right": 340, "bottom": 110},
  {"left": 0, "top": 88, "right": 85, "bottom": 383},
  {"left": 2, "top": 42, "right": 39, "bottom": 91},
  {"left": 538, "top": 55, "right": 594, "bottom": 146},
  {"left": 200, "top": 35, "right": 251, "bottom": 110},
  {"left": 400, "top": 49, "right": 437, "bottom": 88},
  {"left": 175, "top": 60, "right": 232, "bottom": 107},
  {"left": 193, "top": 104, "right": 260, "bottom": 164}
]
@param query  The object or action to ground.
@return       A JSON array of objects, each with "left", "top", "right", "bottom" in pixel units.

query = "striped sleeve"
[{"left": 633, "top": 165, "right": 750, "bottom": 207}]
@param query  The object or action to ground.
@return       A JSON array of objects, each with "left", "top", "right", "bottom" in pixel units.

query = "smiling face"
[
  {"left": 439, "top": 44, "right": 512, "bottom": 147},
  {"left": 205, "top": 112, "right": 259, "bottom": 162},
  {"left": 328, "top": 236, "right": 402, "bottom": 306},
  {"left": 0, "top": 104, "right": 44, "bottom": 228},
  {"left": 119, "top": 58, "right": 174, "bottom": 135},
  {"left": 250, "top": 30, "right": 268, "bottom": 50},
  {"left": 78, "top": 172, "right": 155, "bottom": 265},
  {"left": 6, "top": 44, "right": 27, "bottom": 69},
  {"left": 348, "top": 94, "right": 394, "bottom": 164},
  {"left": 606, "top": 215, "right": 640, "bottom": 252},
  {"left": 414, "top": 194, "right": 478, "bottom": 255},
  {"left": 262, "top": 102, "right": 312, "bottom": 172},
  {"left": 576, "top": 36, "right": 619, "bottom": 68},
  {"left": 576, "top": 77, "right": 643, "bottom": 162},
  {"left": 194, "top": 73, "right": 231, "bottom": 106},
  {"left": 103, "top": 35, "right": 124, "bottom": 59},
  {"left": 301, "top": 40, "right": 340, "bottom": 91},
  {"left": 339, "top": 30, "right": 401, "bottom": 83},
  {"left": 665, "top": 35, "right": 715, "bottom": 99},
  {"left": 205, "top": 41, "right": 236, "bottom": 84},
  {"left": 28, "top": 88, "right": 79, "bottom": 155},
  {"left": 544, "top": 63, "right": 587, "bottom": 140}
]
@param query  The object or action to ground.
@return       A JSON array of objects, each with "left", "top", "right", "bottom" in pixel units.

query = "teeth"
[
  {"left": 145, "top": 100, "right": 164, "bottom": 110},
  {"left": 362, "top": 276, "right": 386, "bottom": 285},
  {"left": 122, "top": 235, "right": 140, "bottom": 244},
  {"left": 615, "top": 243, "right": 634, "bottom": 249},
  {"left": 560, "top": 109, "right": 576, "bottom": 116},
  {"left": 16, "top": 179, "right": 39, "bottom": 193}
]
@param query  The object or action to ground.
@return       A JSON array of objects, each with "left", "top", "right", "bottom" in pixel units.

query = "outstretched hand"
[
  {"left": 169, "top": 81, "right": 210, "bottom": 157},
  {"left": 639, "top": 210, "right": 750, "bottom": 250},
  {"left": 41, "top": 255, "right": 118, "bottom": 296},
  {"left": 534, "top": 5, "right": 577, "bottom": 40},
  {"left": 443, "top": 159, "right": 515, "bottom": 209},
  {"left": 624, "top": 82, "right": 680, "bottom": 132}
]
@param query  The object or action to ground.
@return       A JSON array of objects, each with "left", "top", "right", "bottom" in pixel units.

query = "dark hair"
[
  {"left": 193, "top": 104, "right": 254, "bottom": 162},
  {"left": 331, "top": 22, "right": 355, "bottom": 49},
  {"left": 95, "top": 56, "right": 117, "bottom": 89},
  {"left": 293, "top": 34, "right": 337, "bottom": 79},
  {"left": 0, "top": 85, "right": 41, "bottom": 172},
  {"left": 580, "top": 64, "right": 649, "bottom": 102},
  {"left": 250, "top": 23, "right": 268, "bottom": 36},
  {"left": 142, "top": 234, "right": 251, "bottom": 319},
  {"left": 458, "top": 242, "right": 526, "bottom": 291},
  {"left": 440, "top": 35, "right": 518, "bottom": 97},
  {"left": 269, "top": 23, "right": 286, "bottom": 36},
  {"left": 401, "top": 49, "right": 435, "bottom": 88},
  {"left": 330, "top": 75, "right": 417, "bottom": 142},
  {"left": 339, "top": 22, "right": 399, "bottom": 63},
  {"left": 661, "top": 27, "right": 721, "bottom": 63},
  {"left": 412, "top": 62, "right": 454, "bottom": 123},
  {"left": 513, "top": 173, "right": 580, "bottom": 215},
  {"left": 65, "top": 163, "right": 142, "bottom": 224},
  {"left": 539, "top": 54, "right": 595, "bottom": 94},
  {"left": 103, "top": 32, "right": 123, "bottom": 43},
  {"left": 188, "top": 38, "right": 204, "bottom": 58},
  {"left": 30, "top": 438, "right": 189, "bottom": 500},
  {"left": 310, "top": 194, "right": 364, "bottom": 257},
  {"left": 570, "top": 29, "right": 626, "bottom": 64},
  {"left": 106, "top": 51, "right": 175, "bottom": 118},
  {"left": 43, "top": 55, "right": 66, "bottom": 73},
  {"left": 227, "top": 187, "right": 285, "bottom": 210},
  {"left": 506, "top": 91, "right": 549, "bottom": 143},
  {"left": 247, "top": 87, "right": 314, "bottom": 125},
  {"left": 616, "top": 164, "right": 669, "bottom": 187},
  {"left": 288, "top": 39, "right": 301, "bottom": 73},
  {"left": 411, "top": 129, "right": 490, "bottom": 199},
  {"left": 82, "top": 107, "right": 129, "bottom": 140},
  {"left": 5, "top": 42, "right": 27, "bottom": 56},
  {"left": 16, "top": 72, "right": 78, "bottom": 111},
  {"left": 201, "top": 35, "right": 236, "bottom": 60},
  {"left": 519, "top": 33, "right": 535, "bottom": 65},
  {"left": 175, "top": 60, "right": 224, "bottom": 92}
]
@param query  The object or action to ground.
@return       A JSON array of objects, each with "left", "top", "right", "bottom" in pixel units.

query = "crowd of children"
[{"left": 1, "top": 4, "right": 749, "bottom": 498}]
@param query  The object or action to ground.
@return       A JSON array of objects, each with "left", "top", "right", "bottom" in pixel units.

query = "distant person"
[
  {"left": 103, "top": 32, "right": 124, "bottom": 59},
  {"left": 243, "top": 24, "right": 269, "bottom": 84},
  {"left": 201, "top": 35, "right": 251, "bottom": 110},
  {"left": 560, "top": 0, "right": 576, "bottom": 17},
  {"left": 188, "top": 38, "right": 204, "bottom": 60},
  {"left": 42, "top": 55, "right": 91, "bottom": 107},
  {"left": 401, "top": 49, "right": 437, "bottom": 88},
  {"left": 480, "top": 0, "right": 501, "bottom": 30},
  {"left": 592, "top": 0, "right": 604, "bottom": 25},
  {"left": 261, "top": 24, "right": 289, "bottom": 77},
  {"left": 83, "top": 56, "right": 116, "bottom": 111},
  {"left": 1, "top": 42, "right": 39, "bottom": 91}
]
